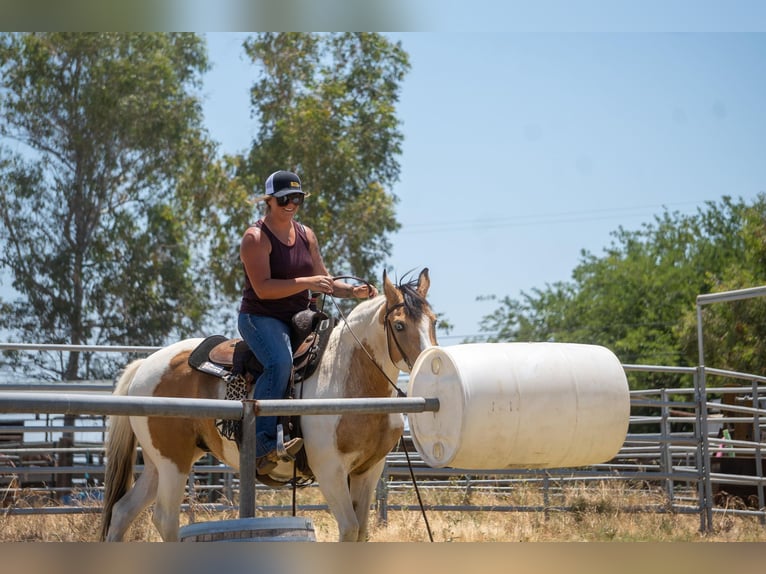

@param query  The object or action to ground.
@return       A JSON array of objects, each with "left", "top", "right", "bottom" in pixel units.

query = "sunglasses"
[{"left": 275, "top": 193, "right": 305, "bottom": 207}]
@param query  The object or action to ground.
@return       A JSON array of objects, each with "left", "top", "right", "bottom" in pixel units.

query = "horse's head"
[{"left": 381, "top": 268, "right": 438, "bottom": 372}]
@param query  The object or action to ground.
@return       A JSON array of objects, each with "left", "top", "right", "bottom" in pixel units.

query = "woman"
[{"left": 239, "top": 170, "right": 378, "bottom": 474}]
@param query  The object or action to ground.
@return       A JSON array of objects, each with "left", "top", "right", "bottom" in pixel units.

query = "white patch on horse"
[
  {"left": 418, "top": 314, "right": 437, "bottom": 357},
  {"left": 130, "top": 339, "right": 202, "bottom": 397}
]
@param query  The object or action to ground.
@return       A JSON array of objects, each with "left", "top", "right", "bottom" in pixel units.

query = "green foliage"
[
  {"left": 478, "top": 195, "right": 766, "bottom": 389},
  {"left": 676, "top": 197, "right": 766, "bottom": 380},
  {"left": 0, "top": 33, "right": 224, "bottom": 380},
  {"left": 0, "top": 32, "right": 412, "bottom": 380},
  {"left": 225, "top": 33, "right": 409, "bottom": 292}
]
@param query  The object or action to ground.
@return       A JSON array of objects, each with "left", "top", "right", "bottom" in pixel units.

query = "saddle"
[{"left": 188, "top": 308, "right": 335, "bottom": 386}]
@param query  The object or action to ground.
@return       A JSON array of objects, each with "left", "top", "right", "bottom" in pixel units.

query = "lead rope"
[
  {"left": 322, "top": 277, "right": 434, "bottom": 541},
  {"left": 401, "top": 435, "right": 434, "bottom": 542},
  {"left": 292, "top": 462, "right": 298, "bottom": 516}
]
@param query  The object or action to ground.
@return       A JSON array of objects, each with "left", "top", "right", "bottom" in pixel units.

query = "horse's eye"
[{"left": 394, "top": 321, "right": 405, "bottom": 332}]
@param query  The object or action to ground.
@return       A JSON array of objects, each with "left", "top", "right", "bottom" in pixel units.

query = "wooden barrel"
[{"left": 179, "top": 517, "right": 316, "bottom": 542}]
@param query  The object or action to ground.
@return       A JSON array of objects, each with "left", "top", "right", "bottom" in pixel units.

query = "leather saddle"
[{"left": 187, "top": 308, "right": 335, "bottom": 385}]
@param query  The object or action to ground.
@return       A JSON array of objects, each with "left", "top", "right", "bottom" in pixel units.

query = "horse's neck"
[
  {"left": 342, "top": 296, "right": 382, "bottom": 327},
  {"left": 320, "top": 297, "right": 400, "bottom": 394},
  {"left": 339, "top": 297, "right": 387, "bottom": 355}
]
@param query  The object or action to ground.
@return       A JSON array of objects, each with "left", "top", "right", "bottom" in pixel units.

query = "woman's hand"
[
  {"left": 352, "top": 284, "right": 378, "bottom": 299},
  {"left": 307, "top": 275, "right": 335, "bottom": 294}
]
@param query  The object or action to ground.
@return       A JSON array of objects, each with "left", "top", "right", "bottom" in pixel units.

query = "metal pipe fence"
[{"left": 2, "top": 339, "right": 766, "bottom": 531}]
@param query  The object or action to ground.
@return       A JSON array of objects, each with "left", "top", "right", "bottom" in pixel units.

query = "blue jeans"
[{"left": 238, "top": 313, "right": 293, "bottom": 458}]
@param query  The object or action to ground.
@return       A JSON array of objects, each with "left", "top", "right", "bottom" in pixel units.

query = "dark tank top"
[{"left": 239, "top": 220, "right": 314, "bottom": 324}]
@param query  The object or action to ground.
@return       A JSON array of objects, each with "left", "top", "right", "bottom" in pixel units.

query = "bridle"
[{"left": 383, "top": 301, "right": 416, "bottom": 372}]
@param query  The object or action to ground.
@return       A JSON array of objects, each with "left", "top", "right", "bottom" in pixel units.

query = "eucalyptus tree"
[
  {"left": 0, "top": 33, "right": 227, "bottom": 381},
  {"left": 214, "top": 33, "right": 410, "bottom": 297}
]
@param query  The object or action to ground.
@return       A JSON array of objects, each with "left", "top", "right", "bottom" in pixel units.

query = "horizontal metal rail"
[
  {"left": 0, "top": 343, "right": 161, "bottom": 353},
  {"left": 697, "top": 285, "right": 766, "bottom": 305},
  {"left": 0, "top": 392, "right": 440, "bottom": 418}
]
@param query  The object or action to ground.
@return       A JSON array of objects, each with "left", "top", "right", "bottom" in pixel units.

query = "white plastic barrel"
[{"left": 407, "top": 343, "right": 630, "bottom": 469}]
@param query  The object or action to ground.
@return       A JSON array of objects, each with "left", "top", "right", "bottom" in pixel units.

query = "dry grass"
[{"left": 2, "top": 480, "right": 766, "bottom": 542}]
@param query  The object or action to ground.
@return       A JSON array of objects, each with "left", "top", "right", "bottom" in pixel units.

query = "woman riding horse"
[{"left": 238, "top": 170, "right": 377, "bottom": 474}]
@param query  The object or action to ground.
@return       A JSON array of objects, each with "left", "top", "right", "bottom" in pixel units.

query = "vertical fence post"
[
  {"left": 376, "top": 466, "right": 389, "bottom": 525},
  {"left": 187, "top": 471, "right": 197, "bottom": 524},
  {"left": 752, "top": 378, "right": 765, "bottom": 523},
  {"left": 660, "top": 388, "right": 674, "bottom": 508},
  {"left": 239, "top": 402, "right": 257, "bottom": 519},
  {"left": 694, "top": 365, "right": 715, "bottom": 532},
  {"left": 695, "top": 303, "right": 714, "bottom": 532}
]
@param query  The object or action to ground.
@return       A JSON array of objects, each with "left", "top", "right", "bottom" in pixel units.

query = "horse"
[{"left": 99, "top": 268, "right": 437, "bottom": 542}]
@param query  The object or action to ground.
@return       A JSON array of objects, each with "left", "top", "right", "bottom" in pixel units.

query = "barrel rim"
[{"left": 179, "top": 516, "right": 316, "bottom": 539}]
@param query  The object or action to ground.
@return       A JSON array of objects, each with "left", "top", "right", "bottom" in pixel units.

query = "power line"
[{"left": 398, "top": 199, "right": 712, "bottom": 234}]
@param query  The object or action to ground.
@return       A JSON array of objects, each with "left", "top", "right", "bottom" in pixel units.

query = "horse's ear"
[
  {"left": 417, "top": 268, "right": 431, "bottom": 298},
  {"left": 383, "top": 269, "right": 401, "bottom": 305}
]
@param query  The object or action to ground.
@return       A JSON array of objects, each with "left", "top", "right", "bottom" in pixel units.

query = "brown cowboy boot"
[{"left": 256, "top": 437, "right": 303, "bottom": 475}]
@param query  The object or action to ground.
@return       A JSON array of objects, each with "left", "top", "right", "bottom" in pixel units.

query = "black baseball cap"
[{"left": 264, "top": 170, "right": 305, "bottom": 198}]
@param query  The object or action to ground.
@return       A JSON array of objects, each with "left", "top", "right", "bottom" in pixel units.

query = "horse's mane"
[
  {"left": 396, "top": 273, "right": 428, "bottom": 321},
  {"left": 342, "top": 272, "right": 428, "bottom": 325}
]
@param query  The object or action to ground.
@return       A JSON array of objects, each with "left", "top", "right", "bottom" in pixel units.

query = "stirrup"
[
  {"left": 275, "top": 424, "right": 303, "bottom": 462},
  {"left": 275, "top": 424, "right": 293, "bottom": 461}
]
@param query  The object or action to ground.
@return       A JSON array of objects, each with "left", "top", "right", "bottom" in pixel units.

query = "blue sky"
[{"left": 203, "top": 32, "right": 766, "bottom": 342}]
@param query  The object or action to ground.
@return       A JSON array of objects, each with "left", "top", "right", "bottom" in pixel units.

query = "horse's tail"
[{"left": 99, "top": 359, "right": 143, "bottom": 541}]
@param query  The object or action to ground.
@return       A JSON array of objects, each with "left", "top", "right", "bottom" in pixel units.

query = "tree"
[
  {"left": 0, "top": 33, "right": 226, "bottom": 381},
  {"left": 213, "top": 33, "right": 409, "bottom": 296},
  {"left": 676, "top": 196, "right": 766, "bottom": 380},
  {"left": 477, "top": 196, "right": 762, "bottom": 389}
]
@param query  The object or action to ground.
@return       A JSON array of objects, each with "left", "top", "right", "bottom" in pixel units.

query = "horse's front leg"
[
  {"left": 348, "top": 458, "right": 387, "bottom": 542},
  {"left": 310, "top": 459, "right": 360, "bottom": 541}
]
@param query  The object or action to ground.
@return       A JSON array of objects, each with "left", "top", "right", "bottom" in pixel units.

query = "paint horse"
[{"left": 100, "top": 269, "right": 437, "bottom": 542}]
